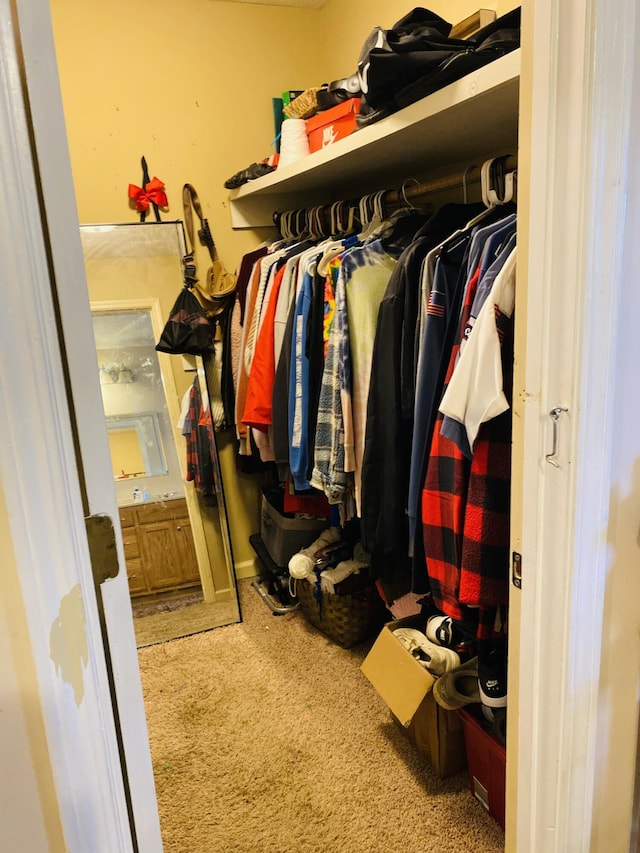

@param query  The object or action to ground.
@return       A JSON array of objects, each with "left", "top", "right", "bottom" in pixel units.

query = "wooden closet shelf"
[{"left": 229, "top": 49, "right": 520, "bottom": 229}]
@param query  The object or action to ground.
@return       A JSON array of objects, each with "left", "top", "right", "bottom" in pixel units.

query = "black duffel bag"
[{"left": 357, "top": 7, "right": 521, "bottom": 126}]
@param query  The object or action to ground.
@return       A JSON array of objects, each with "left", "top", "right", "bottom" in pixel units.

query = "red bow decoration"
[{"left": 128, "top": 176, "right": 168, "bottom": 212}]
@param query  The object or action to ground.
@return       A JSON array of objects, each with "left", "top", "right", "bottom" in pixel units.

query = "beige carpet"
[{"left": 137, "top": 579, "right": 505, "bottom": 852}]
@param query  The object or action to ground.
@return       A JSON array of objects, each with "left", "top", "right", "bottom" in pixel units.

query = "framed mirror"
[
  {"left": 105, "top": 412, "right": 167, "bottom": 480},
  {"left": 81, "top": 221, "right": 241, "bottom": 646}
]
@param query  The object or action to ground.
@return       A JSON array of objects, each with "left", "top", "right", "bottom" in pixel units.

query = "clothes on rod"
[
  {"left": 272, "top": 155, "right": 517, "bottom": 243},
  {"left": 233, "top": 190, "right": 516, "bottom": 638},
  {"left": 418, "top": 220, "right": 517, "bottom": 639},
  {"left": 360, "top": 202, "right": 489, "bottom": 575}
]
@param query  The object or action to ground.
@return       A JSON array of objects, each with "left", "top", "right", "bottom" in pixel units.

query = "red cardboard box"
[
  {"left": 458, "top": 707, "right": 507, "bottom": 829},
  {"left": 306, "top": 98, "right": 360, "bottom": 153}
]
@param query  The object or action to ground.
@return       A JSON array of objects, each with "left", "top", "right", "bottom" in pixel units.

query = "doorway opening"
[{"left": 82, "top": 222, "right": 242, "bottom": 646}]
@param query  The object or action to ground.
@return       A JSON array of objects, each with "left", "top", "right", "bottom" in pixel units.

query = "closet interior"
[{"left": 220, "top": 18, "right": 521, "bottom": 832}]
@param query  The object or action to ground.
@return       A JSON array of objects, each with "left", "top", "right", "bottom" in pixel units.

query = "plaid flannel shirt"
[
  {"left": 183, "top": 377, "right": 219, "bottom": 506},
  {"left": 310, "top": 260, "right": 354, "bottom": 506},
  {"left": 422, "top": 265, "right": 513, "bottom": 639},
  {"left": 458, "top": 306, "right": 513, "bottom": 618}
]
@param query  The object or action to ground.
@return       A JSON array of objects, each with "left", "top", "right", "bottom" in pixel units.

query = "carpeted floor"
[{"left": 137, "top": 579, "right": 505, "bottom": 852}]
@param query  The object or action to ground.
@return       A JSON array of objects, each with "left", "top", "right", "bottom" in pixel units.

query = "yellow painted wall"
[
  {"left": 50, "top": 0, "right": 331, "bottom": 576},
  {"left": 108, "top": 429, "right": 145, "bottom": 478},
  {"left": 0, "top": 486, "right": 66, "bottom": 851},
  {"left": 50, "top": 0, "right": 325, "bottom": 261}
]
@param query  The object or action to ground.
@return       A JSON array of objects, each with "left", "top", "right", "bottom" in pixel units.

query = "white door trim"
[
  {"left": 514, "top": 0, "right": 636, "bottom": 850},
  {"left": 5, "top": 0, "right": 162, "bottom": 849}
]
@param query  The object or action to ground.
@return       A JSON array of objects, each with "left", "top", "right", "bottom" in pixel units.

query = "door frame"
[{"left": 510, "top": 0, "right": 638, "bottom": 850}]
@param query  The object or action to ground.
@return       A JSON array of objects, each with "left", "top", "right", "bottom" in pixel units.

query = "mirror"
[
  {"left": 81, "top": 222, "right": 241, "bottom": 646},
  {"left": 106, "top": 413, "right": 167, "bottom": 480}
]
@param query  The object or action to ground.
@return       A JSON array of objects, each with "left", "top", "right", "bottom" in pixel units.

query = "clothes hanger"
[
  {"left": 483, "top": 155, "right": 516, "bottom": 207},
  {"left": 313, "top": 206, "right": 327, "bottom": 240},
  {"left": 462, "top": 164, "right": 476, "bottom": 205},
  {"left": 459, "top": 157, "right": 515, "bottom": 232},
  {"left": 316, "top": 200, "right": 355, "bottom": 276},
  {"left": 346, "top": 200, "right": 359, "bottom": 235},
  {"left": 365, "top": 178, "right": 432, "bottom": 248},
  {"left": 397, "top": 177, "right": 420, "bottom": 212},
  {"left": 358, "top": 190, "right": 387, "bottom": 241}
]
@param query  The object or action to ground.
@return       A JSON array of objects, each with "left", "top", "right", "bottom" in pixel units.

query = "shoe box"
[
  {"left": 360, "top": 614, "right": 467, "bottom": 779},
  {"left": 305, "top": 98, "right": 361, "bottom": 153},
  {"left": 260, "top": 489, "right": 328, "bottom": 568},
  {"left": 458, "top": 706, "right": 507, "bottom": 830}
]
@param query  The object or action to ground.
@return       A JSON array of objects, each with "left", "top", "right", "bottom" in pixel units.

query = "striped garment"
[{"left": 310, "top": 258, "right": 354, "bottom": 508}]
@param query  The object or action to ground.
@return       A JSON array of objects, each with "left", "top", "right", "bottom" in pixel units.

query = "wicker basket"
[
  {"left": 295, "top": 578, "right": 387, "bottom": 648},
  {"left": 283, "top": 87, "right": 323, "bottom": 120}
]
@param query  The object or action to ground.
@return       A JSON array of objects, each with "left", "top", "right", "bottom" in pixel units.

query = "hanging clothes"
[
  {"left": 232, "top": 187, "right": 517, "bottom": 636},
  {"left": 342, "top": 239, "right": 398, "bottom": 514},
  {"left": 407, "top": 204, "right": 516, "bottom": 584},
  {"left": 421, "top": 243, "right": 516, "bottom": 639},
  {"left": 182, "top": 375, "right": 219, "bottom": 506},
  {"left": 289, "top": 251, "right": 322, "bottom": 490},
  {"left": 310, "top": 255, "right": 353, "bottom": 509},
  {"left": 360, "top": 203, "right": 486, "bottom": 582},
  {"left": 241, "top": 264, "right": 287, "bottom": 438}
]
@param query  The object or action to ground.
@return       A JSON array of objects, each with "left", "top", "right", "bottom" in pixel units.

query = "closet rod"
[
  {"left": 386, "top": 154, "right": 517, "bottom": 206},
  {"left": 273, "top": 154, "right": 517, "bottom": 237}
]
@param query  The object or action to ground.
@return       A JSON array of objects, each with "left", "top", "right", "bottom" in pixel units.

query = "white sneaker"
[
  {"left": 393, "top": 628, "right": 460, "bottom": 676},
  {"left": 426, "top": 615, "right": 465, "bottom": 648}
]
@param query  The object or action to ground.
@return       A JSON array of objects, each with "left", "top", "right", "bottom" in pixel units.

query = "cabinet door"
[
  {"left": 138, "top": 521, "right": 186, "bottom": 590},
  {"left": 125, "top": 558, "right": 147, "bottom": 596},
  {"left": 176, "top": 521, "right": 200, "bottom": 583},
  {"left": 121, "top": 526, "right": 148, "bottom": 596}
]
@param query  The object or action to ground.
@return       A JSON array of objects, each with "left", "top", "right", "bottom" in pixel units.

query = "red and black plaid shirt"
[
  {"left": 421, "top": 269, "right": 513, "bottom": 639},
  {"left": 184, "top": 378, "right": 219, "bottom": 506}
]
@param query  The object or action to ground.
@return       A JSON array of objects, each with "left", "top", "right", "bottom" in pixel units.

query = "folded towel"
[{"left": 319, "top": 560, "right": 367, "bottom": 594}]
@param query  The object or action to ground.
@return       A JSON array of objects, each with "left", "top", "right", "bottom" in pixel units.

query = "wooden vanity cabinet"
[{"left": 118, "top": 498, "right": 201, "bottom": 597}]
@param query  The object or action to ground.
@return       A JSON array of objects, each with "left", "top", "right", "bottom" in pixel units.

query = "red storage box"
[
  {"left": 283, "top": 482, "right": 330, "bottom": 518},
  {"left": 458, "top": 707, "right": 507, "bottom": 830},
  {"left": 306, "top": 99, "right": 360, "bottom": 153}
]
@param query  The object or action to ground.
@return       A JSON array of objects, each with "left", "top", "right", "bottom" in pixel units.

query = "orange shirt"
[{"left": 242, "top": 264, "right": 286, "bottom": 431}]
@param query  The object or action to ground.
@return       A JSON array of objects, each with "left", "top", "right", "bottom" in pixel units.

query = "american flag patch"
[{"left": 427, "top": 289, "right": 445, "bottom": 317}]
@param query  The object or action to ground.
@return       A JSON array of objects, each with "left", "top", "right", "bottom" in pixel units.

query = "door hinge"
[
  {"left": 512, "top": 551, "right": 522, "bottom": 589},
  {"left": 85, "top": 514, "right": 121, "bottom": 585}
]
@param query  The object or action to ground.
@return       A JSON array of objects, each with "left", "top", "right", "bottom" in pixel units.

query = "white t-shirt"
[{"left": 438, "top": 247, "right": 517, "bottom": 451}]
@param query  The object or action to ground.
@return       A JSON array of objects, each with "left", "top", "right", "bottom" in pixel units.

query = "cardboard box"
[
  {"left": 458, "top": 707, "right": 506, "bottom": 829},
  {"left": 306, "top": 98, "right": 360, "bottom": 153},
  {"left": 361, "top": 615, "right": 467, "bottom": 779}
]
